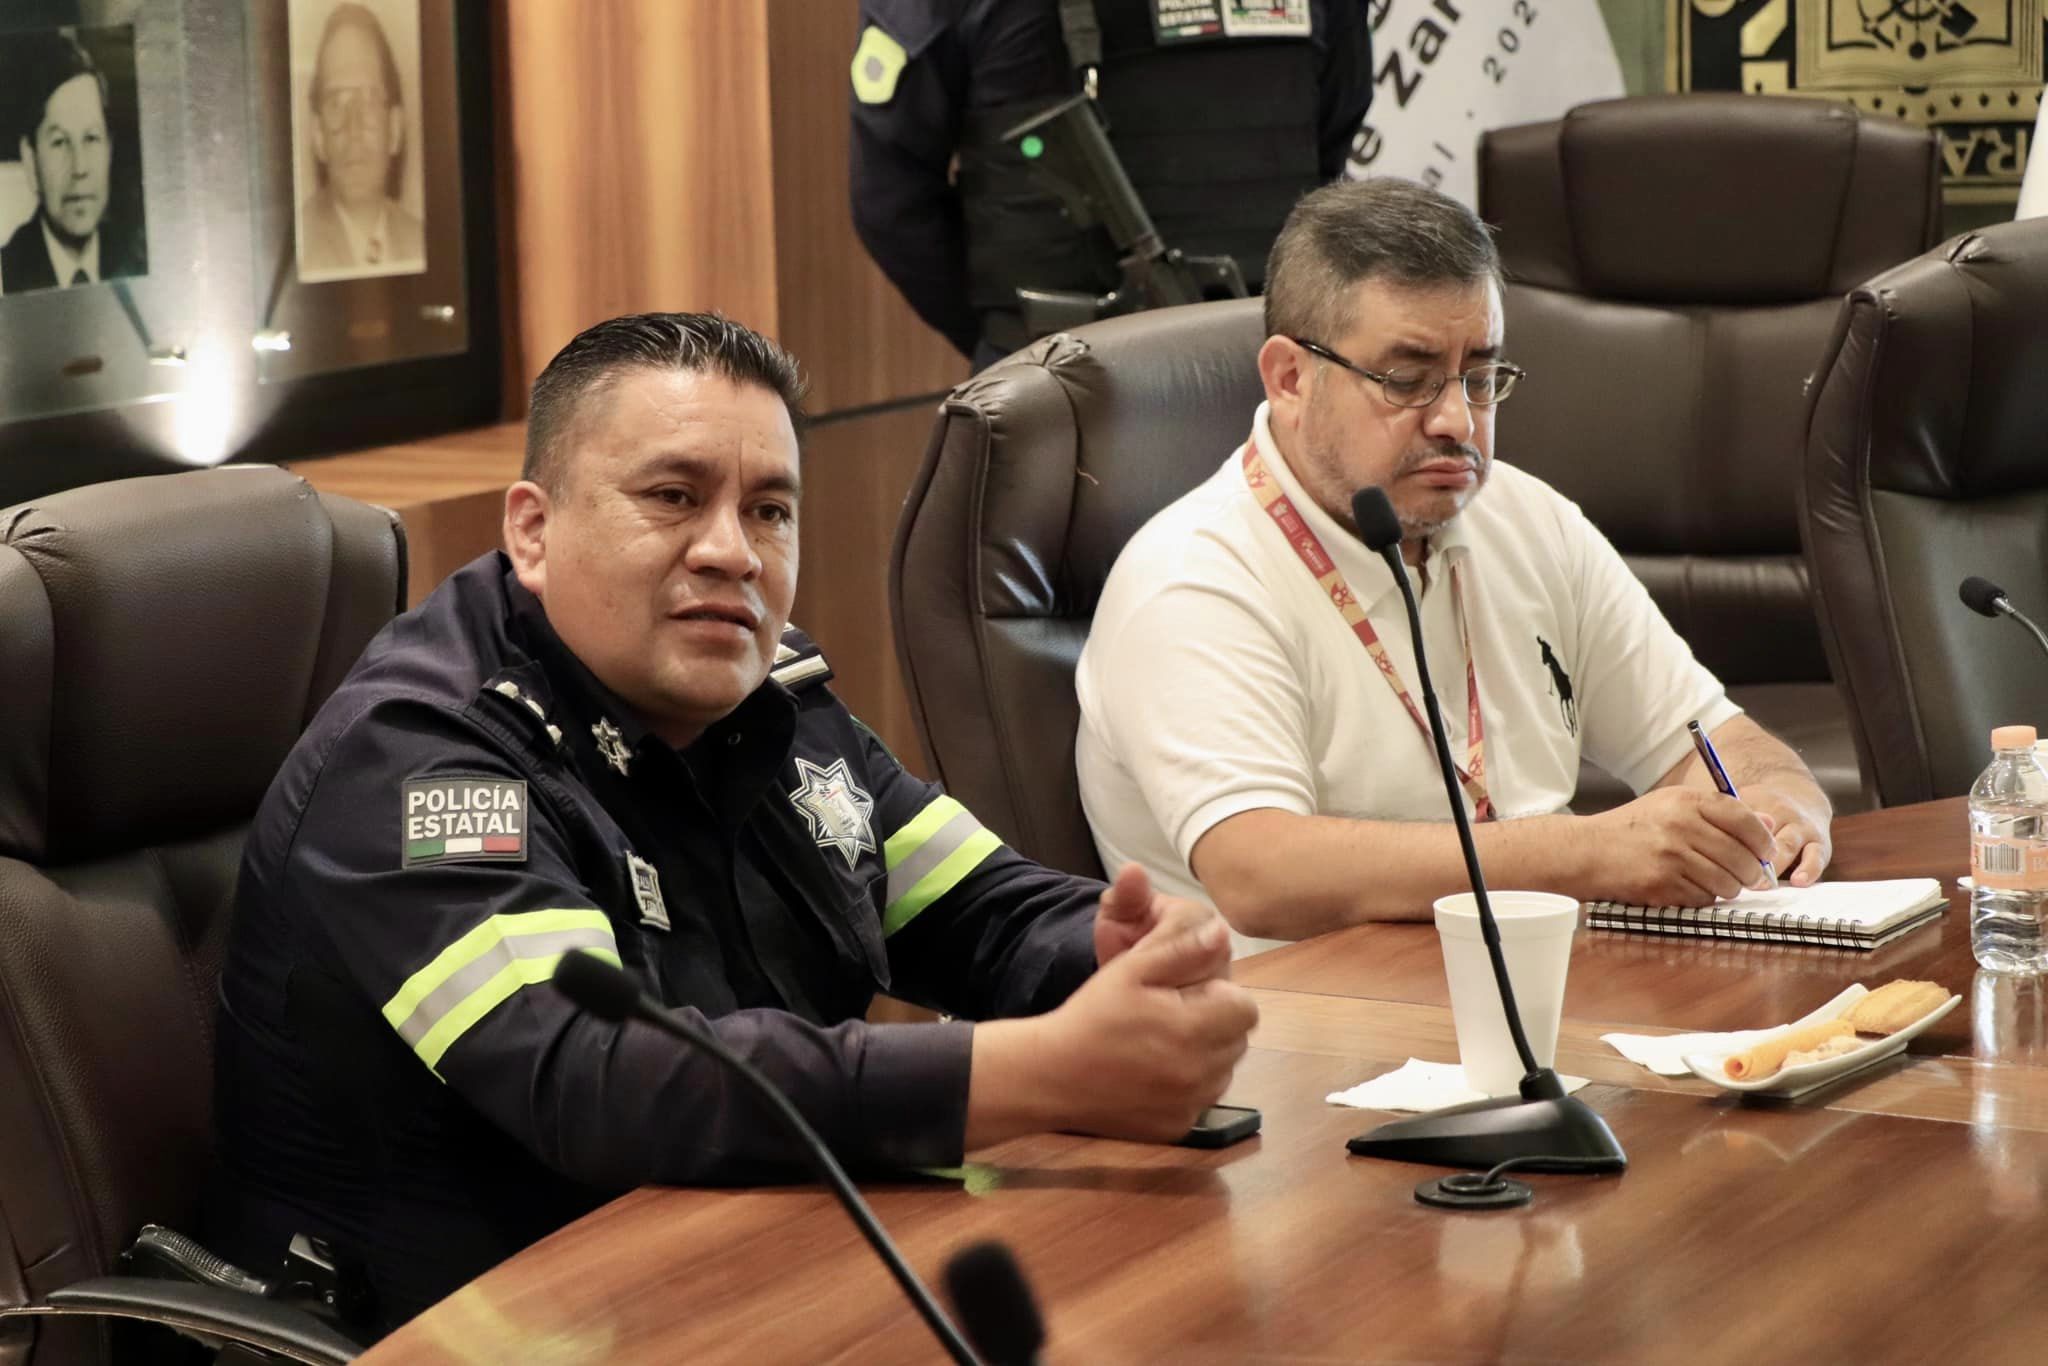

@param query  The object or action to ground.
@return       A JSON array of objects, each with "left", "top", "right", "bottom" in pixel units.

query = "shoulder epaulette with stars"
[
  {"left": 480, "top": 672, "right": 565, "bottom": 749},
  {"left": 771, "top": 625, "right": 834, "bottom": 692}
]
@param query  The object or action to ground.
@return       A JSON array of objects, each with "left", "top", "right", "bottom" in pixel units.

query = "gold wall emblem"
[{"left": 1671, "top": 1, "right": 2047, "bottom": 204}]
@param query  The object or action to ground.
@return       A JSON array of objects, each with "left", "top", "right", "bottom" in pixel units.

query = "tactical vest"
[{"left": 957, "top": 0, "right": 1321, "bottom": 352}]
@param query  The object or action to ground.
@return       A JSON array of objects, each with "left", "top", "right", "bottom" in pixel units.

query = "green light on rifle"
[{"left": 1020, "top": 134, "right": 1045, "bottom": 160}]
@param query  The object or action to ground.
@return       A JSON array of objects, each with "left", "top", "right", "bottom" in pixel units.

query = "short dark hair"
[
  {"left": 309, "top": 2, "right": 406, "bottom": 199},
  {"left": 13, "top": 30, "right": 106, "bottom": 149},
  {"left": 1263, "top": 178, "right": 1501, "bottom": 344},
  {"left": 523, "top": 312, "right": 809, "bottom": 492}
]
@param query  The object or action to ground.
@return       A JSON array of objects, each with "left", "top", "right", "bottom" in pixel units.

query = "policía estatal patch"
[{"left": 402, "top": 777, "right": 529, "bottom": 867}]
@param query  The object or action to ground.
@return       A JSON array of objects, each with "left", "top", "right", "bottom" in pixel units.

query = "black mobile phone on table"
[{"left": 1178, "top": 1104, "right": 1261, "bottom": 1148}]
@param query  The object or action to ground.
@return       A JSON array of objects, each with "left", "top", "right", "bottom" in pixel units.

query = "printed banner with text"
[{"left": 1345, "top": 0, "right": 1626, "bottom": 207}]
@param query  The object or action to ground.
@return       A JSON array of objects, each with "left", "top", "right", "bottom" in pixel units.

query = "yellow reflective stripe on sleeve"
[
  {"left": 381, "top": 908, "right": 619, "bottom": 1069},
  {"left": 882, "top": 827, "right": 1001, "bottom": 936},
  {"left": 411, "top": 946, "right": 622, "bottom": 1071},
  {"left": 884, "top": 794, "right": 966, "bottom": 868}
]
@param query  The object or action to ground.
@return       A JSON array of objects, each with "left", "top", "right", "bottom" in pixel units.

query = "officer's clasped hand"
[{"left": 1045, "top": 896, "right": 1259, "bottom": 1144}]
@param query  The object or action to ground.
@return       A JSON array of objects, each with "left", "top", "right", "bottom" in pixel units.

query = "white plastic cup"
[{"left": 1433, "top": 891, "right": 1582, "bottom": 1097}]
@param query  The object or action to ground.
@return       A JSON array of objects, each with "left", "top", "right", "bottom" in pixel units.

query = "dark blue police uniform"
[
  {"left": 206, "top": 552, "right": 1101, "bottom": 1335},
  {"left": 850, "top": 0, "right": 1376, "bottom": 363}
]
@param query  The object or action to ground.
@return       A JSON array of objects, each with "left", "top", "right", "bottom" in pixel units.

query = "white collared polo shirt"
[{"left": 1075, "top": 402, "right": 1739, "bottom": 953}]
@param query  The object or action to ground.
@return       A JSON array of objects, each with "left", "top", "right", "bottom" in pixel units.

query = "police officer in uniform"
[
  {"left": 850, "top": 0, "right": 1375, "bottom": 367},
  {"left": 206, "top": 313, "right": 1257, "bottom": 1336}
]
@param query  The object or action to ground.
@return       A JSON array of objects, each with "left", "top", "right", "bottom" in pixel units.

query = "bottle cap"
[{"left": 1992, "top": 725, "right": 2038, "bottom": 750}]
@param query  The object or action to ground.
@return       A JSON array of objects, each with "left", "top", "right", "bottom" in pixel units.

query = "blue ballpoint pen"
[{"left": 1686, "top": 719, "right": 1778, "bottom": 889}]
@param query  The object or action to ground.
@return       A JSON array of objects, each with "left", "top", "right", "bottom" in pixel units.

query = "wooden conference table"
[{"left": 363, "top": 798, "right": 2048, "bottom": 1363}]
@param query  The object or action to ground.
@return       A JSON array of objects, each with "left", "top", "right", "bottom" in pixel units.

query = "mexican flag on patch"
[
  {"left": 408, "top": 833, "right": 523, "bottom": 860},
  {"left": 402, "top": 776, "right": 530, "bottom": 868}
]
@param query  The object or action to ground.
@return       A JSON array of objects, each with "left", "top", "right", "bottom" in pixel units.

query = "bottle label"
[{"left": 1971, "top": 834, "right": 2048, "bottom": 891}]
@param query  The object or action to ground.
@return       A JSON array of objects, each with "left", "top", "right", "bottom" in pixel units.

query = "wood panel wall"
[
  {"left": 792, "top": 402, "right": 946, "bottom": 766},
  {"left": 500, "top": 0, "right": 965, "bottom": 415},
  {"left": 763, "top": 1, "right": 966, "bottom": 416},
  {"left": 303, "top": 3, "right": 968, "bottom": 766},
  {"left": 502, "top": 0, "right": 782, "bottom": 398}
]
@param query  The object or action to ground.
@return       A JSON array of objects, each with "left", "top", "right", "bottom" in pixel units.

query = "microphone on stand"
[
  {"left": 553, "top": 950, "right": 1000, "bottom": 1365},
  {"left": 1960, "top": 576, "right": 2048, "bottom": 662},
  {"left": 1340, "top": 488, "right": 1626, "bottom": 1205}
]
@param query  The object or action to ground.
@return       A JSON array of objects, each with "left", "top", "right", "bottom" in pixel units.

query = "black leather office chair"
[
  {"left": 1803, "top": 219, "right": 2048, "bottom": 804},
  {"left": 893, "top": 300, "right": 1268, "bottom": 877},
  {"left": 1480, "top": 93, "right": 1943, "bottom": 813},
  {"left": 0, "top": 466, "right": 403, "bottom": 1365}
]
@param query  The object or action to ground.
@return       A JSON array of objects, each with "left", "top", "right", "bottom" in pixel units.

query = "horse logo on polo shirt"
[{"left": 1537, "top": 636, "right": 1578, "bottom": 738}]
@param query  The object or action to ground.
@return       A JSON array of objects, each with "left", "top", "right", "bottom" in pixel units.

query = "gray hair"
[{"left": 1263, "top": 178, "right": 1502, "bottom": 344}]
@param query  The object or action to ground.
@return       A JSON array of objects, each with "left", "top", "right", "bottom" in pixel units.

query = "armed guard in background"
[{"left": 850, "top": 0, "right": 1375, "bottom": 368}]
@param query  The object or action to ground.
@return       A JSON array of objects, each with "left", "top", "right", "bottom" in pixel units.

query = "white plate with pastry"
[{"left": 1682, "top": 980, "right": 1961, "bottom": 1098}]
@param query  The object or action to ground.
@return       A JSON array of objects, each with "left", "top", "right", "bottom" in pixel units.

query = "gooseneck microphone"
[
  {"left": 1960, "top": 576, "right": 2048, "bottom": 662},
  {"left": 943, "top": 1241, "right": 1046, "bottom": 1366},
  {"left": 1349, "top": 491, "right": 1547, "bottom": 1083},
  {"left": 1342, "top": 488, "right": 1627, "bottom": 1200},
  {"left": 553, "top": 950, "right": 990, "bottom": 1365}
]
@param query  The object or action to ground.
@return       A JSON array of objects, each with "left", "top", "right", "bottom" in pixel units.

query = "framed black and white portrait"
[
  {"left": 246, "top": 0, "right": 484, "bottom": 390},
  {"left": 0, "top": 0, "right": 195, "bottom": 470},
  {"left": 0, "top": 23, "right": 149, "bottom": 296},
  {"left": 288, "top": 0, "right": 426, "bottom": 284},
  {"left": 0, "top": 0, "right": 499, "bottom": 507}
]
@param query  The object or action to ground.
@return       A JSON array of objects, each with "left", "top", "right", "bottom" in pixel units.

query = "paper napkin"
[
  {"left": 1599, "top": 1027, "right": 1791, "bottom": 1077},
  {"left": 1599, "top": 986, "right": 1871, "bottom": 1076},
  {"left": 1325, "top": 1058, "right": 1590, "bottom": 1113}
]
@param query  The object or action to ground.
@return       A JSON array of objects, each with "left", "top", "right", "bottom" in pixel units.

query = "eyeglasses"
[
  {"left": 1291, "top": 338, "right": 1526, "bottom": 408},
  {"left": 318, "top": 87, "right": 390, "bottom": 132}
]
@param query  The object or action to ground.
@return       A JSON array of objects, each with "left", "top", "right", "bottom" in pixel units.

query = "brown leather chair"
[
  {"left": 1480, "top": 93, "right": 1943, "bottom": 813},
  {"left": 1803, "top": 220, "right": 2048, "bottom": 805},
  {"left": 893, "top": 300, "right": 1269, "bottom": 877},
  {"left": 0, "top": 467, "right": 403, "bottom": 1365}
]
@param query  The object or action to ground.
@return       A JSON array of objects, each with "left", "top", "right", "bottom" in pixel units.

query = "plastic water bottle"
[{"left": 1969, "top": 725, "right": 2048, "bottom": 974}]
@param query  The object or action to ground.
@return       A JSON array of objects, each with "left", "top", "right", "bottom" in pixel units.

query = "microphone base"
[{"left": 1345, "top": 1081, "right": 1627, "bottom": 1173}]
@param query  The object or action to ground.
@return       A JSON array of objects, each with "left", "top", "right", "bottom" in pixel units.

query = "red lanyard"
[{"left": 1242, "top": 440, "right": 1497, "bottom": 821}]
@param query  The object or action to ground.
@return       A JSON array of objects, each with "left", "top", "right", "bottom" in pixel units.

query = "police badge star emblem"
[
  {"left": 787, "top": 756, "right": 877, "bottom": 869},
  {"left": 592, "top": 718, "right": 632, "bottom": 777}
]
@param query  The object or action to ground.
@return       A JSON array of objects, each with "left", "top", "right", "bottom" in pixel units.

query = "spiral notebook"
[{"left": 1585, "top": 878, "right": 1947, "bottom": 950}]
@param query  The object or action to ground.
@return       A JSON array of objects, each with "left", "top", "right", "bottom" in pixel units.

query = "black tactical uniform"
[
  {"left": 206, "top": 553, "right": 1101, "bottom": 1335},
  {"left": 850, "top": 0, "right": 1375, "bottom": 365}
]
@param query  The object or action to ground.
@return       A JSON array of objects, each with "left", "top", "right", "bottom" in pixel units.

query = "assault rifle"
[{"left": 1001, "top": 93, "right": 1247, "bottom": 336}]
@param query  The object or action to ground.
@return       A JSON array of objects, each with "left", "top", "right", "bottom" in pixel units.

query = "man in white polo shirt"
[{"left": 1075, "top": 177, "right": 1833, "bottom": 952}]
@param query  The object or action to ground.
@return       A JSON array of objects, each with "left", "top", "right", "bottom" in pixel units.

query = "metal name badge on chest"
[
  {"left": 401, "top": 777, "right": 528, "bottom": 867},
  {"left": 626, "top": 851, "right": 669, "bottom": 931}
]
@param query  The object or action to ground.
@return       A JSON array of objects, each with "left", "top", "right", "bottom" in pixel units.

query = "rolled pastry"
[
  {"left": 1724, "top": 1019, "right": 1855, "bottom": 1080},
  {"left": 1781, "top": 1034, "right": 1864, "bottom": 1069},
  {"left": 1843, "top": 980, "right": 1948, "bottom": 1035}
]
